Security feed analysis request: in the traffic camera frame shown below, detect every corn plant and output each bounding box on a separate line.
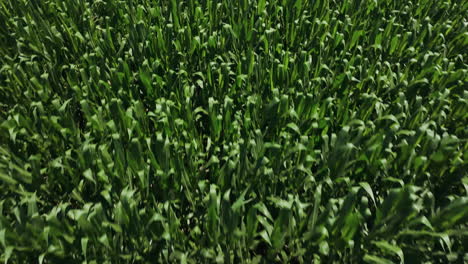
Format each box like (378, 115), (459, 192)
(0, 0), (467, 263)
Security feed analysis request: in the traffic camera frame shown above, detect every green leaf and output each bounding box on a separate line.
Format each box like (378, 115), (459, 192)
(359, 182), (376, 207)
(350, 30), (364, 49)
(81, 237), (89, 259)
(373, 240), (404, 263)
(0, 229), (5, 248)
(139, 70), (153, 94)
(4, 246), (13, 264)
(364, 254), (393, 264)
(258, 0), (266, 14)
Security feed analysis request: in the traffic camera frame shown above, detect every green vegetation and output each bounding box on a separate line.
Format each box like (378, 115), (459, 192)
(1, 0), (467, 263)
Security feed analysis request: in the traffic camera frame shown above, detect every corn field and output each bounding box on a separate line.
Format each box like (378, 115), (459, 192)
(0, 0), (467, 263)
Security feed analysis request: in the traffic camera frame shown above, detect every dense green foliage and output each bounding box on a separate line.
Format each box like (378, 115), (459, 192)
(1, 0), (468, 263)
